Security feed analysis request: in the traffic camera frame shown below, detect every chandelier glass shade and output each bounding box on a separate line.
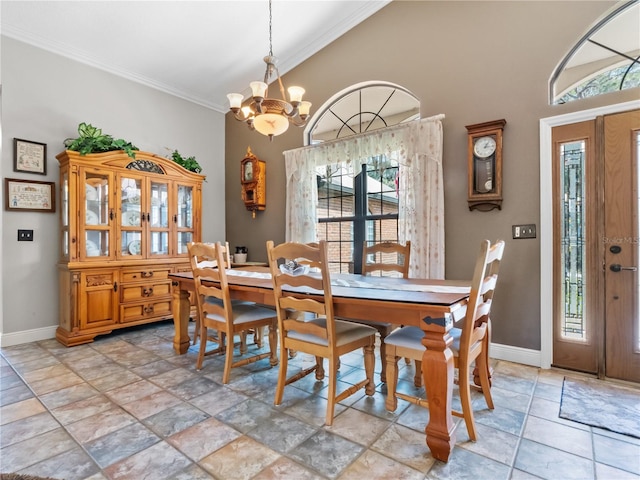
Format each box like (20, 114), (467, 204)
(227, 1), (311, 140)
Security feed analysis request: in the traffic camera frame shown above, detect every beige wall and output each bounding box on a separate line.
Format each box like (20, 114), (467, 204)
(1, 37), (226, 340)
(225, 1), (639, 352)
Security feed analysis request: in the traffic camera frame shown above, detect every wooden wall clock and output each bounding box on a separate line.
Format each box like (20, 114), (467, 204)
(465, 119), (506, 211)
(240, 147), (266, 218)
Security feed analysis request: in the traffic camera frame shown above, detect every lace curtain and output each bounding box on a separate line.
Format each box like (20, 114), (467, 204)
(283, 114), (445, 279)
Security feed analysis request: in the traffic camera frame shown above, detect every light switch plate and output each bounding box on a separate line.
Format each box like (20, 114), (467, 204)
(512, 224), (536, 239)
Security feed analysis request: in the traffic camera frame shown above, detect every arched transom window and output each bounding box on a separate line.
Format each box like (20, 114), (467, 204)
(550, 0), (639, 104)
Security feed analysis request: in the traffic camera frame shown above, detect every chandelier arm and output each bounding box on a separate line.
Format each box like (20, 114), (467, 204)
(288, 115), (309, 127)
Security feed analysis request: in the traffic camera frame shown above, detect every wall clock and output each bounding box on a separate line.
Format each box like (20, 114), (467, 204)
(465, 119), (506, 211)
(240, 147), (266, 218)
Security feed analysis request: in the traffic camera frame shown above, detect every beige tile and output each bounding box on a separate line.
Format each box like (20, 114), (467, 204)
(326, 407), (391, 446)
(251, 456), (325, 480)
(371, 423), (436, 472)
(339, 449), (425, 479)
(103, 441), (191, 480)
(21, 363), (74, 383)
(200, 436), (281, 480)
(121, 390), (182, 419)
(523, 414), (593, 459)
(29, 371), (85, 395)
(0, 397), (46, 425)
(51, 394), (114, 425)
(65, 406), (135, 443)
(457, 422), (519, 465)
(106, 379), (162, 405)
(167, 417), (242, 461)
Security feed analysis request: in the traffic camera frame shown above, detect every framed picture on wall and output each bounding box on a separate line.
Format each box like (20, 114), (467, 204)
(5, 178), (55, 213)
(14, 138), (47, 175)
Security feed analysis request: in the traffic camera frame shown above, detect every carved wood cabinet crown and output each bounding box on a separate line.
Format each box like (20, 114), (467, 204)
(56, 150), (205, 346)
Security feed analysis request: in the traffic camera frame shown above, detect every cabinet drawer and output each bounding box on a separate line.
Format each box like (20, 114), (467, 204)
(120, 299), (172, 323)
(120, 281), (171, 302)
(121, 268), (171, 283)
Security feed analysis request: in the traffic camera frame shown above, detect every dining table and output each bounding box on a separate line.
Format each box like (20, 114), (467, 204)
(168, 267), (470, 462)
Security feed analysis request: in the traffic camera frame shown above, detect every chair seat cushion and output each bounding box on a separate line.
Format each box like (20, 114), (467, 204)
(288, 318), (376, 347)
(204, 301), (275, 325)
(385, 326), (462, 355)
(343, 318), (393, 335)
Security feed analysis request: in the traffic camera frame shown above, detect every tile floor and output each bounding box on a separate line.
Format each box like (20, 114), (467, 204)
(1, 321), (639, 480)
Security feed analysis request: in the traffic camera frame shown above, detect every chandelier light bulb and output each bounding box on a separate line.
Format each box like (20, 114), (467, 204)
(227, 93), (244, 110)
(250, 81), (268, 99)
(287, 86), (305, 103)
(298, 101), (312, 117)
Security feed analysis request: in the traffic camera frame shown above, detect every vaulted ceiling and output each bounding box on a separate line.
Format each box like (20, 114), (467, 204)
(1, 1), (391, 112)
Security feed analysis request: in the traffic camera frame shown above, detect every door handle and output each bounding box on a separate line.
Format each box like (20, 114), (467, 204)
(610, 264), (638, 272)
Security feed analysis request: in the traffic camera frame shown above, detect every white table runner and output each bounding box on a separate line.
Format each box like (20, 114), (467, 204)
(226, 269), (470, 294)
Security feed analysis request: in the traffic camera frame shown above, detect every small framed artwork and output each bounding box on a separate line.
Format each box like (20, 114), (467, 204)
(14, 138), (47, 175)
(5, 178), (56, 213)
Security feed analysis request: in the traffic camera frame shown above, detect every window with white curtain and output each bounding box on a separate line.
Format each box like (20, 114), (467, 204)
(284, 113), (446, 279)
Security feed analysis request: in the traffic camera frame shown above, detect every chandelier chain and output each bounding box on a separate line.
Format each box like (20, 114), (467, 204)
(268, 0), (273, 57)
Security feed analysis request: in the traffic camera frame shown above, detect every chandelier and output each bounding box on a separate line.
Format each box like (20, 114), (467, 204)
(227, 0), (311, 141)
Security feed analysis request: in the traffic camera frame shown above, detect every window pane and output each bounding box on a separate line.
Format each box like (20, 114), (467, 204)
(366, 156), (399, 215)
(560, 140), (587, 341)
(316, 164), (355, 218)
(317, 221), (354, 274)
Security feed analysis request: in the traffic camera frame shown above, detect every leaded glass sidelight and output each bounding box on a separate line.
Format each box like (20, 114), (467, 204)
(560, 140), (587, 340)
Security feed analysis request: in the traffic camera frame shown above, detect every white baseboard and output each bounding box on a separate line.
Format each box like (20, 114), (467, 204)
(0, 326), (57, 348)
(490, 342), (542, 368)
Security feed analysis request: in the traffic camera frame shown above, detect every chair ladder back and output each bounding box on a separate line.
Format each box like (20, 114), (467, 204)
(267, 240), (336, 343)
(188, 242), (234, 323)
(458, 240), (493, 351)
(460, 240), (505, 348)
(362, 241), (411, 278)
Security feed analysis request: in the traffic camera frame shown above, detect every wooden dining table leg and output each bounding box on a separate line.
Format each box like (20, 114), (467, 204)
(421, 314), (456, 463)
(172, 281), (192, 355)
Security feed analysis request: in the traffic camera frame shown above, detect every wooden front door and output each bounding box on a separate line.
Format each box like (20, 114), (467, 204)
(603, 110), (640, 382)
(552, 109), (640, 382)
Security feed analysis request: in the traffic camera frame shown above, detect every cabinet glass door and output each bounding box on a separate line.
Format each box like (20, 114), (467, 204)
(120, 176), (143, 258)
(149, 180), (170, 256)
(61, 171), (69, 258)
(176, 184), (194, 255)
(83, 171), (111, 258)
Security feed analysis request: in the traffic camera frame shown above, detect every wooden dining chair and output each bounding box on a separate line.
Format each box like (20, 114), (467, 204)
(345, 241), (411, 383)
(266, 240), (376, 426)
(191, 241), (232, 345)
(188, 242), (278, 384)
(384, 239), (505, 442)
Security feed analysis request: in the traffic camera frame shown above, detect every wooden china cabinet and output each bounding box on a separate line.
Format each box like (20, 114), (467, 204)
(56, 150), (204, 346)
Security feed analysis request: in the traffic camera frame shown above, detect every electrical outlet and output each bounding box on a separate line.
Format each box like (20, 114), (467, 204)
(18, 229), (34, 241)
(512, 224), (536, 239)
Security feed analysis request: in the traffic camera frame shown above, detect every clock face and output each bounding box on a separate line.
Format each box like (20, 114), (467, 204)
(473, 136), (497, 158)
(243, 161), (253, 182)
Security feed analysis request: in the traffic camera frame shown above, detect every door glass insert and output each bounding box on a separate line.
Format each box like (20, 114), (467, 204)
(151, 232), (169, 255)
(177, 232), (192, 255)
(62, 172), (69, 257)
(85, 172), (110, 257)
(86, 173), (109, 225)
(560, 140), (587, 341)
(635, 131), (640, 351)
(177, 185), (193, 229)
(121, 176), (142, 257)
(86, 231), (108, 257)
(150, 182), (169, 228)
